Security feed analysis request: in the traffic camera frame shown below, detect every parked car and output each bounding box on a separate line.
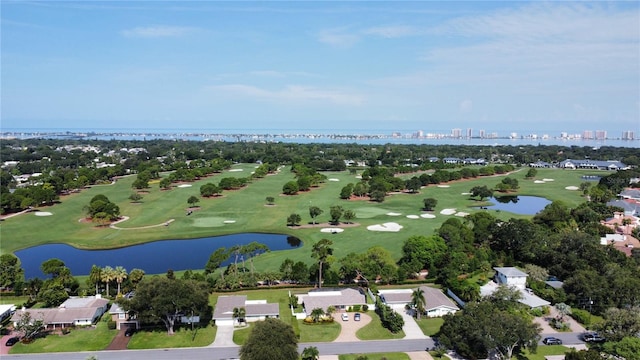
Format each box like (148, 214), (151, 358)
(542, 337), (562, 345)
(354, 313), (361, 321)
(341, 313), (349, 321)
(5, 337), (20, 346)
(582, 332), (606, 343)
(124, 327), (136, 337)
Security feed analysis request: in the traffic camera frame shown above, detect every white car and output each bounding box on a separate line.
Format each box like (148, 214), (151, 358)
(341, 313), (349, 321)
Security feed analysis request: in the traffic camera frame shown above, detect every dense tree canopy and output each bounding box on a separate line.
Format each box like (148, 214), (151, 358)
(239, 318), (298, 360)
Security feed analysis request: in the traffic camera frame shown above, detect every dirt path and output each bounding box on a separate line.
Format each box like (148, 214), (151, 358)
(109, 216), (175, 230)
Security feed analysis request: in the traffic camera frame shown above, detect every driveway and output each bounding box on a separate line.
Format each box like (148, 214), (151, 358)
(534, 305), (586, 334)
(210, 324), (238, 347)
(105, 329), (131, 350)
(396, 308), (428, 340)
(333, 312), (372, 342)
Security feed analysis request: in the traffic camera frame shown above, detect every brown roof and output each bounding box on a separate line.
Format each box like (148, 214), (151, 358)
(11, 307), (101, 325)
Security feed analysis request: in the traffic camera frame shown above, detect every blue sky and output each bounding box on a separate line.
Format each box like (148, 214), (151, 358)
(2, 1), (639, 135)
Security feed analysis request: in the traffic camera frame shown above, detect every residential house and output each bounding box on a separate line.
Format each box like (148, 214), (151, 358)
(442, 157), (462, 164)
(480, 267), (550, 310)
(379, 286), (459, 317)
(529, 161), (552, 168)
(213, 295), (279, 326)
(620, 189), (640, 201)
(298, 288), (367, 316)
(607, 200), (640, 217)
(11, 296), (109, 330)
(558, 159), (627, 170)
(108, 302), (138, 330)
(0, 304), (15, 322)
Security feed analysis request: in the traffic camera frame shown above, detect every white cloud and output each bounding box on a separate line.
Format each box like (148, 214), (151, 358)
(121, 25), (197, 38)
(362, 25), (418, 38)
(317, 28), (360, 47)
(206, 84), (365, 106)
(459, 99), (473, 113)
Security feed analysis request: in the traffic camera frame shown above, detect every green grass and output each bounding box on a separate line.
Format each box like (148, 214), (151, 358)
(0, 295), (29, 305)
(2, 167), (592, 276)
(9, 320), (115, 354)
(126, 325), (216, 349)
(232, 323), (252, 345)
(355, 312), (405, 340)
(339, 353), (411, 360)
(298, 320), (341, 342)
(517, 345), (570, 360)
(415, 317), (444, 336)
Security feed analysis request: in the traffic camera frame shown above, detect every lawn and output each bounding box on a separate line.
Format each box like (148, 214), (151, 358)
(517, 345), (570, 360)
(298, 320), (341, 342)
(9, 319), (115, 354)
(356, 311), (406, 340)
(415, 317), (444, 336)
(126, 325), (216, 349)
(339, 353), (411, 360)
(1, 167), (593, 280)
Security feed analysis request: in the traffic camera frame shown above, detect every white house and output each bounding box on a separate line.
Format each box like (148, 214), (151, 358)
(494, 267), (528, 289)
(213, 295), (279, 326)
(11, 296), (109, 330)
(298, 288), (367, 316)
(480, 267), (550, 310)
(379, 286), (459, 318)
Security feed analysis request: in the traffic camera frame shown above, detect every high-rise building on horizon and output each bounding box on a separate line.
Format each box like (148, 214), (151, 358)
(466, 128), (472, 138)
(622, 130), (635, 140)
(479, 129), (486, 139)
(451, 128), (462, 138)
(583, 130), (593, 140)
(595, 130), (607, 140)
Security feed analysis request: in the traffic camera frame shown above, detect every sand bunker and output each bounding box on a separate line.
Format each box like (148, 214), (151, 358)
(543, 178), (555, 182)
(35, 211), (53, 216)
(177, 184), (192, 188)
(229, 169), (244, 172)
(534, 180), (546, 184)
(406, 215), (420, 219)
(386, 212), (402, 216)
(455, 212), (470, 217)
(440, 209), (457, 215)
(420, 213), (436, 219)
(223, 220), (236, 224)
(329, 178), (340, 182)
(321, 228), (344, 233)
(355, 175), (362, 179)
(437, 185), (450, 188)
(461, 192), (472, 195)
(565, 186), (579, 190)
(367, 222), (403, 232)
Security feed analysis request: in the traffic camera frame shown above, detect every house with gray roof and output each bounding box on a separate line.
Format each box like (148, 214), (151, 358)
(607, 199), (640, 216)
(479, 267), (550, 309)
(298, 288), (367, 316)
(559, 159), (627, 170)
(213, 295), (279, 326)
(379, 286), (459, 318)
(620, 189), (640, 201)
(11, 296), (109, 330)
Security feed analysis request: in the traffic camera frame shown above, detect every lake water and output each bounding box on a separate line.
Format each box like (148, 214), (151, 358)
(479, 196), (552, 215)
(15, 233), (300, 279)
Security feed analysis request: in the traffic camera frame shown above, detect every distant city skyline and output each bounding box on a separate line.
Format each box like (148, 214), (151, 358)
(2, 1), (639, 133)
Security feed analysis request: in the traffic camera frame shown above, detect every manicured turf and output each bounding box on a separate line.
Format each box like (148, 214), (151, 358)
(339, 353), (411, 360)
(298, 321), (341, 342)
(415, 317), (444, 336)
(126, 325), (216, 349)
(8, 319), (114, 354)
(2, 166), (592, 275)
(355, 311), (406, 340)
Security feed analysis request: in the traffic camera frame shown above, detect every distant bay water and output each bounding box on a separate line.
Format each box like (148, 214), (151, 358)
(2, 128), (638, 148)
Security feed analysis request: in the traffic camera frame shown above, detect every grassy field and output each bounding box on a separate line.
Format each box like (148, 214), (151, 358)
(8, 319), (115, 354)
(127, 325), (216, 349)
(415, 317), (444, 337)
(356, 311), (406, 340)
(1, 166), (593, 274)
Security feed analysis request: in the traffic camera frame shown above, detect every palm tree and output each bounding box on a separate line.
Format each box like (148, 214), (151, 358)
(325, 305), (336, 317)
(310, 308), (325, 323)
(311, 239), (333, 288)
(101, 266), (115, 297)
(410, 288), (426, 320)
(302, 346), (320, 360)
(114, 266), (127, 296)
(89, 265), (102, 295)
(233, 307), (246, 325)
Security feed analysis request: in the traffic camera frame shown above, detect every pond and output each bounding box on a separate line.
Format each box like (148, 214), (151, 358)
(477, 196), (551, 215)
(15, 233), (301, 279)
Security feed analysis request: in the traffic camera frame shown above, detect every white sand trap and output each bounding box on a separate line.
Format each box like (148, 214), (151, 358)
(223, 220), (236, 224)
(35, 211), (53, 216)
(543, 178), (555, 182)
(367, 222), (403, 232)
(386, 212), (402, 216)
(461, 192), (472, 195)
(437, 185), (450, 188)
(534, 180), (546, 184)
(229, 169), (244, 172)
(455, 212), (470, 217)
(420, 213), (436, 219)
(321, 228), (344, 233)
(565, 186), (579, 190)
(406, 215), (420, 219)
(440, 208), (457, 215)
(177, 184), (192, 188)
(355, 175), (362, 179)
(329, 178), (340, 182)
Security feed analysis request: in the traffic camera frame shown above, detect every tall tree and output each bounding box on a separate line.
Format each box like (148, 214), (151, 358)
(240, 318), (298, 360)
(309, 206), (323, 225)
(114, 266), (127, 296)
(409, 288), (426, 320)
(121, 277), (210, 335)
(312, 239), (334, 288)
(0, 254), (24, 290)
(301, 346), (320, 360)
(101, 266), (115, 297)
(88, 265), (102, 295)
(205, 247), (229, 279)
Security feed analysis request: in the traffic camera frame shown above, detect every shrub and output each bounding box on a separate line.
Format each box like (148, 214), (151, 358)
(570, 309), (593, 327)
(353, 305), (361, 312)
(362, 304), (369, 312)
(107, 320), (117, 330)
